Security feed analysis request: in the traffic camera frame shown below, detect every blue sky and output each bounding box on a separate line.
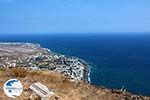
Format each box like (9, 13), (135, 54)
(0, 0), (150, 34)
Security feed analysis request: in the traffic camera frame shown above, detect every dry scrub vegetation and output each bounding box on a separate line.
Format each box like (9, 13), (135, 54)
(0, 68), (149, 100)
(8, 67), (28, 78)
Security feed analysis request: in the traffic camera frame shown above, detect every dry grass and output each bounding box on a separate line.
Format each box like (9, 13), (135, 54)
(8, 67), (28, 78)
(0, 67), (5, 75)
(0, 69), (149, 100)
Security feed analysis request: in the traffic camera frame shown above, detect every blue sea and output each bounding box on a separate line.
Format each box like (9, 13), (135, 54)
(0, 33), (150, 96)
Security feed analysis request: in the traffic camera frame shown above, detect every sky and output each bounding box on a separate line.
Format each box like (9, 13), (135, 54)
(0, 0), (150, 34)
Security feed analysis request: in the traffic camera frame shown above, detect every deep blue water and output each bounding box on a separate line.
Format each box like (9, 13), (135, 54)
(0, 33), (150, 96)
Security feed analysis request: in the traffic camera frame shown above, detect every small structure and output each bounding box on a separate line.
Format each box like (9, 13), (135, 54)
(29, 82), (54, 100)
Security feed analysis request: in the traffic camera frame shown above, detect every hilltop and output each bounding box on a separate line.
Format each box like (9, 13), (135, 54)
(0, 68), (150, 100)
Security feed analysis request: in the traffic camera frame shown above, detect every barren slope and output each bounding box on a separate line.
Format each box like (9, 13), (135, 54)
(0, 68), (149, 100)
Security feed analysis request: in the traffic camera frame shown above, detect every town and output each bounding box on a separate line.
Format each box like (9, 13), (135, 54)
(0, 43), (89, 82)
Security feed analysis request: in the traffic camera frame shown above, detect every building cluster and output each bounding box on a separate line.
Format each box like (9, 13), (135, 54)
(0, 43), (87, 82)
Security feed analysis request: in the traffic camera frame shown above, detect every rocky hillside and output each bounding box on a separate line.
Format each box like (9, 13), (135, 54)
(0, 68), (149, 100)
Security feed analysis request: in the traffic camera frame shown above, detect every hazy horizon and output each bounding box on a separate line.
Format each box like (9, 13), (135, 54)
(0, 0), (150, 34)
(1, 32), (150, 35)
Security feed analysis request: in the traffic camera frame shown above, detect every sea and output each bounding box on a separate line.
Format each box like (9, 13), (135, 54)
(0, 33), (150, 96)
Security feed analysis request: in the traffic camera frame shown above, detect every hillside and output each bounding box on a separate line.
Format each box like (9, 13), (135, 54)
(0, 68), (150, 100)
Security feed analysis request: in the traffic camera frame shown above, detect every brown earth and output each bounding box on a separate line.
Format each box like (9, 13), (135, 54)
(0, 68), (150, 100)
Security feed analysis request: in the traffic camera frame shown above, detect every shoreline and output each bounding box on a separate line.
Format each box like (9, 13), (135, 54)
(38, 43), (91, 83)
(0, 42), (91, 83)
(0, 42), (150, 97)
(39, 43), (91, 83)
(79, 59), (91, 83)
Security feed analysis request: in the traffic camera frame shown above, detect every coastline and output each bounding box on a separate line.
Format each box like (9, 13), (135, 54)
(40, 44), (91, 83)
(1, 42), (150, 98)
(0, 42), (90, 83)
(78, 59), (91, 83)
(45, 47), (91, 83)
(84, 64), (91, 83)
